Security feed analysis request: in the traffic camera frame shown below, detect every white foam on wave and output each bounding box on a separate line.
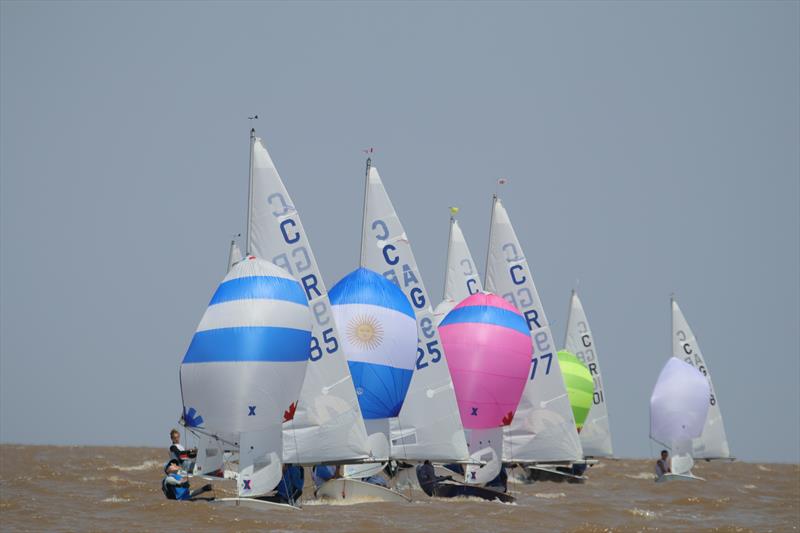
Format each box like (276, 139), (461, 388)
(111, 460), (162, 472)
(757, 465), (772, 472)
(534, 492), (566, 499)
(625, 472), (655, 480)
(627, 508), (658, 519)
(102, 496), (130, 503)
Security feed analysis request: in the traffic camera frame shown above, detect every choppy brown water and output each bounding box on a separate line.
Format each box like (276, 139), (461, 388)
(1, 445), (798, 532)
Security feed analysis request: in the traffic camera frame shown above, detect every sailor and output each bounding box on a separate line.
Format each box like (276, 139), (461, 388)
(416, 460), (453, 497)
(312, 465), (339, 489)
(276, 464), (304, 504)
(168, 429), (197, 472)
(655, 450), (671, 479)
(485, 466), (508, 492)
(161, 459), (213, 501)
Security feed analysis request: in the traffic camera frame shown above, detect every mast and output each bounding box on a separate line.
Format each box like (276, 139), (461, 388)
(442, 210), (456, 298)
(359, 157), (372, 267)
(246, 128), (256, 256)
(483, 194), (497, 287)
(227, 238), (236, 272)
(564, 288), (576, 348)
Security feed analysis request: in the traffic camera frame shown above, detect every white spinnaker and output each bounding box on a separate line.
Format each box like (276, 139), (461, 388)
(361, 164), (469, 462)
(250, 135), (370, 464)
(227, 239), (242, 272)
(672, 298), (731, 459)
(650, 357), (710, 474)
(239, 429), (283, 498)
(564, 291), (613, 457)
(484, 197), (583, 463)
(193, 433), (225, 477)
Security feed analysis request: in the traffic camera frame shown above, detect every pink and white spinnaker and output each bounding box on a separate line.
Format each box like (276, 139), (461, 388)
(439, 292), (531, 483)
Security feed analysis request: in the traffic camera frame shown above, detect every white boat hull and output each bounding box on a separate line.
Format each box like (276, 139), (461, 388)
(213, 497), (299, 510)
(656, 473), (705, 483)
(315, 479), (410, 504)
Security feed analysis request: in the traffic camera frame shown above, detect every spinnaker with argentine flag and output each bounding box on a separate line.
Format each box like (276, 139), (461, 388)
(360, 160), (470, 463)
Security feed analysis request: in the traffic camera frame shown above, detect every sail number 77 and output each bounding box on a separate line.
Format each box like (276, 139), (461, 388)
(530, 353), (553, 380)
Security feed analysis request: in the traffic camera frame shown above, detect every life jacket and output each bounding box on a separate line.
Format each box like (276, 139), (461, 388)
(162, 474), (190, 500)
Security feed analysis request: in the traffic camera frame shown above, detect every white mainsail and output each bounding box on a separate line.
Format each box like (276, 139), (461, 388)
(432, 215), (483, 324)
(360, 163), (469, 462)
(484, 196), (583, 463)
(671, 298), (731, 459)
(249, 132), (370, 464)
(564, 290), (613, 457)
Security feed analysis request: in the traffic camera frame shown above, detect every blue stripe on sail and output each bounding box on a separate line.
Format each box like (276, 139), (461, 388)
(209, 276), (308, 307)
(347, 360), (414, 419)
(439, 305), (529, 336)
(183, 326), (311, 363)
(329, 268), (414, 319)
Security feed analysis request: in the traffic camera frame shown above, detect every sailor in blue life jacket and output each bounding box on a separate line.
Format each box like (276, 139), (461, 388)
(161, 459), (213, 501)
(275, 464), (304, 504)
(312, 465), (340, 489)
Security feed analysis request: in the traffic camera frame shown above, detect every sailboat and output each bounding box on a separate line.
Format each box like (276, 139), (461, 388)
(357, 159), (470, 465)
(564, 290), (614, 459)
(435, 292), (530, 503)
(315, 267), (418, 503)
(650, 357), (710, 482)
(247, 129), (373, 469)
(432, 209), (513, 490)
(179, 256), (313, 509)
(483, 193), (584, 478)
(672, 297), (733, 461)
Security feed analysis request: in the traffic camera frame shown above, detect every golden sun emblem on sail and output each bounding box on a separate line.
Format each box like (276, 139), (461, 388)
(347, 314), (384, 350)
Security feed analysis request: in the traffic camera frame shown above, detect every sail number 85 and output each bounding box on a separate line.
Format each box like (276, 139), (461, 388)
(309, 328), (338, 361)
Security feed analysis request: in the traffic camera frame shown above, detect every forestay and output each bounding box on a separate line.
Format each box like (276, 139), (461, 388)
(249, 134), (370, 464)
(360, 163), (469, 462)
(564, 291), (613, 457)
(671, 298), (731, 459)
(484, 197), (583, 463)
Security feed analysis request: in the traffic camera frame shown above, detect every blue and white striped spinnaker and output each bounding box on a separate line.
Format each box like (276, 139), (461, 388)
(180, 256), (311, 497)
(330, 267), (417, 420)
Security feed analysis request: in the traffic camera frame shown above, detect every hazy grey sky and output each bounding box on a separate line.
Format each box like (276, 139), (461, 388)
(1, 1), (798, 462)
